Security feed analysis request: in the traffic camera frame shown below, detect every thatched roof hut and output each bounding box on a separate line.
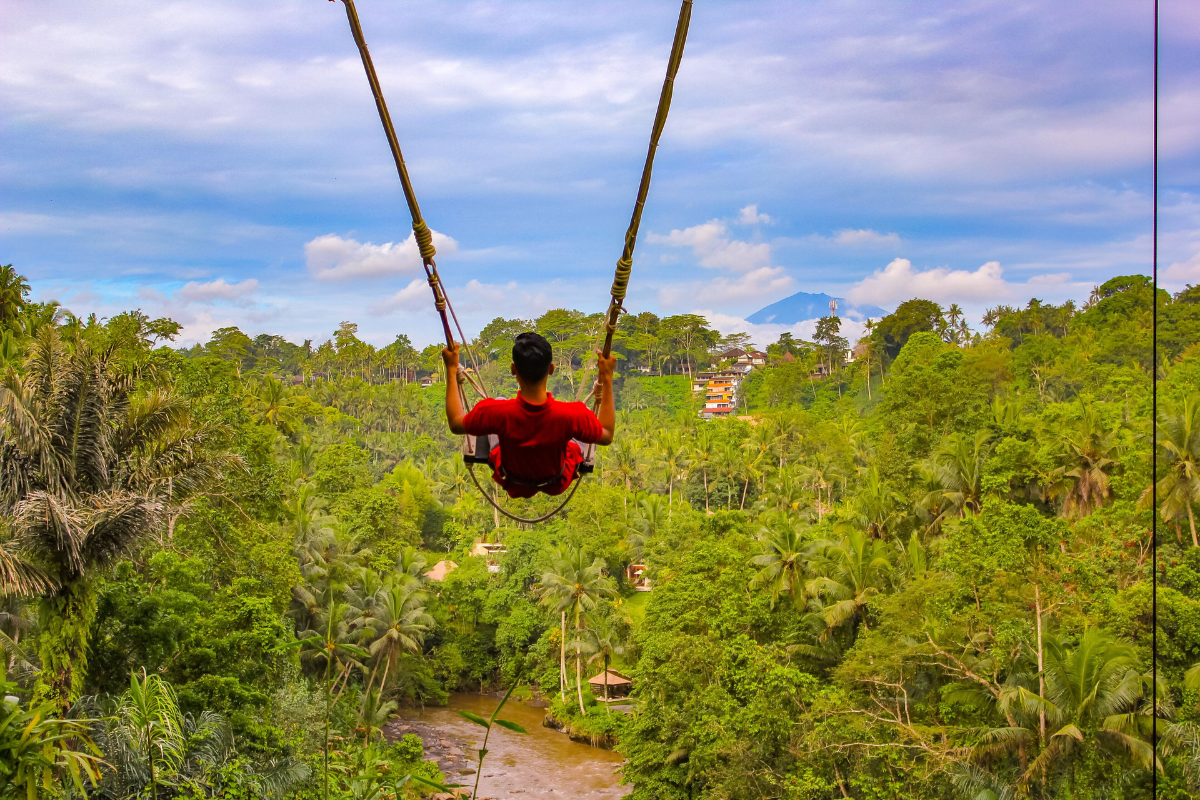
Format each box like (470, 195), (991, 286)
(588, 669), (633, 698)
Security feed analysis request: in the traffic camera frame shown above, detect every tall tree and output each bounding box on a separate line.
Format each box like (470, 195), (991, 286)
(1049, 406), (1119, 518)
(534, 546), (616, 713)
(1144, 396), (1200, 546)
(0, 328), (233, 708)
(0, 264), (30, 329)
(749, 522), (811, 610)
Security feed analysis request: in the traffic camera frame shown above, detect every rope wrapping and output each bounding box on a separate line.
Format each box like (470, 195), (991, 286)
(413, 219), (437, 260)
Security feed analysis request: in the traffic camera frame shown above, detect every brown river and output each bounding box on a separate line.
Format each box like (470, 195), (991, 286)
(391, 693), (629, 799)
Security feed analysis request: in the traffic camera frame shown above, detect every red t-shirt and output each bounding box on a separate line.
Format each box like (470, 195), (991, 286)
(463, 393), (604, 498)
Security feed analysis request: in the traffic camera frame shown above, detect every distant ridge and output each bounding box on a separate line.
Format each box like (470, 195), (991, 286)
(746, 291), (886, 325)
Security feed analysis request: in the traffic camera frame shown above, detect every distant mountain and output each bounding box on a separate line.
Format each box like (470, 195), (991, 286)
(746, 292), (886, 325)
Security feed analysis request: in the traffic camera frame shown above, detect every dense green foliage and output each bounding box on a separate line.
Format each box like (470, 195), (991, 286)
(0, 263), (1197, 799)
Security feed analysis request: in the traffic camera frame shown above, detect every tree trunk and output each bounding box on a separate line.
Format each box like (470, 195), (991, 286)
(603, 654), (611, 715)
(866, 357), (872, 400)
(1189, 502), (1198, 548)
(1035, 582), (1046, 743)
(559, 611), (567, 703)
(575, 615), (586, 715)
(703, 469), (710, 514)
(378, 655), (392, 697)
(741, 477), (749, 510)
(35, 579), (99, 712)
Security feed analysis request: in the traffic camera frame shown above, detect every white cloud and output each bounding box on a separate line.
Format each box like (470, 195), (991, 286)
(368, 277), (561, 323)
(847, 258), (1010, 307)
(177, 277), (258, 304)
(832, 228), (901, 246)
(1164, 250), (1200, 284)
(737, 204), (773, 226)
(305, 231), (458, 282)
(659, 266), (793, 310)
(367, 278), (430, 315)
(647, 220), (770, 271)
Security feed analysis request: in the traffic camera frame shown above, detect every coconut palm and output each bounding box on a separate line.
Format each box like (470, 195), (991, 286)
(0, 328), (234, 707)
(1142, 396), (1200, 546)
(578, 613), (630, 714)
(972, 628), (1159, 795)
(534, 546), (617, 712)
(253, 376), (298, 433)
(286, 484), (336, 544)
(846, 467), (907, 538)
(656, 432), (689, 508)
(804, 529), (894, 635)
(750, 522), (811, 610)
(0, 264), (30, 328)
(1049, 407), (1119, 518)
(1161, 663), (1200, 792)
(689, 429), (716, 514)
(361, 580), (433, 696)
(605, 439), (642, 509)
(392, 546), (430, 591)
(930, 430), (992, 517)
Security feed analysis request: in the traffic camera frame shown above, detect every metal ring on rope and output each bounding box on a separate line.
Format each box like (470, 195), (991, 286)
(467, 464), (585, 524)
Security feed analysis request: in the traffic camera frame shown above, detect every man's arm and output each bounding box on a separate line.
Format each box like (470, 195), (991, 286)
(595, 350), (616, 446)
(442, 343), (468, 435)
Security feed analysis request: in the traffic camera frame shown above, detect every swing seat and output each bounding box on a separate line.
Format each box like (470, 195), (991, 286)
(462, 434), (596, 474)
(462, 433), (496, 465)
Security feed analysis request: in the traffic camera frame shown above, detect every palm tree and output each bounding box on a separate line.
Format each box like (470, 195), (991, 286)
(656, 433), (689, 509)
(765, 464), (808, 512)
(626, 494), (667, 563)
(931, 430), (992, 517)
(534, 546), (617, 712)
(945, 304), (964, 343)
(1142, 396), (1200, 546)
(749, 522), (811, 610)
(1049, 406), (1119, 518)
(0, 328), (234, 707)
(974, 628), (1159, 794)
(107, 670), (233, 800)
(846, 467), (906, 538)
(1161, 663), (1200, 793)
(253, 376), (297, 433)
(579, 613), (630, 714)
(361, 580), (433, 696)
(804, 529), (894, 635)
(293, 593), (370, 800)
(689, 429), (716, 514)
(605, 439), (642, 510)
(286, 484), (336, 544)
(0, 264), (30, 328)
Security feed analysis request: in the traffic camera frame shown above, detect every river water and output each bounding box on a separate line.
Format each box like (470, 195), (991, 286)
(396, 693), (628, 799)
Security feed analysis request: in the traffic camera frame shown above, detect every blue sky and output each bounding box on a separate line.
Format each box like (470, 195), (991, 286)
(2, 0), (1197, 348)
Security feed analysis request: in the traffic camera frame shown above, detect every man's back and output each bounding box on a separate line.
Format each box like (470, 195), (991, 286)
(464, 393), (603, 484)
(442, 332), (616, 499)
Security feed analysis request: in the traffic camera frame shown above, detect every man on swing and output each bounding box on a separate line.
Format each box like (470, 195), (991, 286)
(443, 333), (616, 499)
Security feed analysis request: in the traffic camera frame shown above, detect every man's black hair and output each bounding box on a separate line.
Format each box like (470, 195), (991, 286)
(512, 332), (553, 383)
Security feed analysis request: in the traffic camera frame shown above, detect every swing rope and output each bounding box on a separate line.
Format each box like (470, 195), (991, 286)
(338, 0), (692, 523)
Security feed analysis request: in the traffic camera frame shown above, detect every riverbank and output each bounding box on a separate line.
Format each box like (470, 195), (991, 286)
(386, 692), (629, 799)
(541, 695), (628, 750)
